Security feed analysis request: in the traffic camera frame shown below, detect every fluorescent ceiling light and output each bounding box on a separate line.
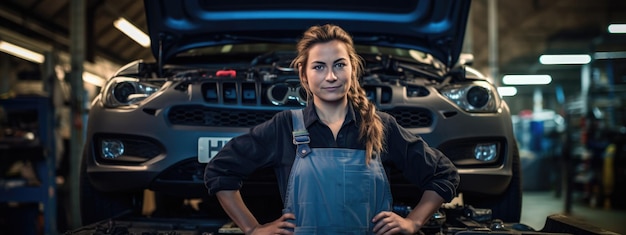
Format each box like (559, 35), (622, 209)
(114, 17), (150, 47)
(497, 86), (517, 96)
(502, 75), (552, 85)
(83, 72), (105, 87)
(0, 41), (44, 63)
(539, 54), (591, 65)
(608, 24), (626, 33)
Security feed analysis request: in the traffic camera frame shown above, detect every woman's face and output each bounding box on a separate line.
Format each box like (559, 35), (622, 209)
(304, 40), (352, 105)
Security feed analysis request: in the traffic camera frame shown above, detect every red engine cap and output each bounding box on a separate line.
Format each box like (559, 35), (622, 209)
(216, 70), (236, 77)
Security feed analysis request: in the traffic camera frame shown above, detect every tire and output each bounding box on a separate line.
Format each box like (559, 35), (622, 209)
(465, 144), (522, 223)
(79, 155), (142, 225)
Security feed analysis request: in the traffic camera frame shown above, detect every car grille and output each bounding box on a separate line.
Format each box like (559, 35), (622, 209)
(156, 159), (206, 182)
(381, 107), (433, 128)
(168, 105), (433, 129)
(177, 81), (433, 128)
(168, 105), (280, 128)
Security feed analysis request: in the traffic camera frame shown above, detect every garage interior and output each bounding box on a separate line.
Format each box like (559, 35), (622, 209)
(1, 0), (626, 234)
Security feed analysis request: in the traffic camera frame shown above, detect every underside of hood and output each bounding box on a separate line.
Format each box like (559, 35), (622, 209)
(144, 0), (471, 67)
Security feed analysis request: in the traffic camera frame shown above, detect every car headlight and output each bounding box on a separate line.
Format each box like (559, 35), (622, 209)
(439, 82), (500, 113)
(102, 77), (161, 108)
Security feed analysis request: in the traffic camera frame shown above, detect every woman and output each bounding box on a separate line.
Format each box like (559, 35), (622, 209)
(204, 24), (459, 235)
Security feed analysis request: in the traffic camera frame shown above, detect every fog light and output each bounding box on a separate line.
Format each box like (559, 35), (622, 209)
(474, 143), (497, 161)
(102, 139), (125, 159)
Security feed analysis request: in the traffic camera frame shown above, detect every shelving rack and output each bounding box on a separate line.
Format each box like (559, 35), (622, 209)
(0, 95), (57, 235)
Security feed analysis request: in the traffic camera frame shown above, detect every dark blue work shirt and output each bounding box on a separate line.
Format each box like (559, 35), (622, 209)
(204, 103), (459, 202)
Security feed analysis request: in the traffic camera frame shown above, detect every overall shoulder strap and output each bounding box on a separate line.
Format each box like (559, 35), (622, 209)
(291, 109), (311, 158)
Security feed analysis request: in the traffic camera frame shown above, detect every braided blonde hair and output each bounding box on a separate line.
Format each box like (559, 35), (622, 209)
(291, 24), (385, 163)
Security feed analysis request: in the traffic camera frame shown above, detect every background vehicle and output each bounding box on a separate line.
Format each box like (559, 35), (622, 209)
(80, 0), (521, 225)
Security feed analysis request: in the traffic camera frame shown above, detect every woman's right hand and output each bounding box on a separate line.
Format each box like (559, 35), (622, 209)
(247, 213), (296, 235)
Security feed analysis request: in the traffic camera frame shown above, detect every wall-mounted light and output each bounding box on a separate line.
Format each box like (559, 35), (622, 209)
(608, 24), (626, 34)
(502, 75), (552, 85)
(497, 86), (517, 96)
(0, 40), (44, 63)
(114, 17), (150, 48)
(539, 54), (591, 65)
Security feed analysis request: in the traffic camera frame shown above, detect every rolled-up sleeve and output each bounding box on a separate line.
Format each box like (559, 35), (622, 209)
(381, 113), (459, 202)
(416, 146), (459, 202)
(204, 134), (256, 195)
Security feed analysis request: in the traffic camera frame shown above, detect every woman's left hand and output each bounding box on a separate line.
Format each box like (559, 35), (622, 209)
(371, 211), (420, 235)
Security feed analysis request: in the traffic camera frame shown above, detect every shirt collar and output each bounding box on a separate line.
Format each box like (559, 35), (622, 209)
(303, 100), (358, 128)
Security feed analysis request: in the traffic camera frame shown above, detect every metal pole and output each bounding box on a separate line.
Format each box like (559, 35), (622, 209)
(581, 64), (590, 116)
(488, 0), (499, 86)
(0, 53), (9, 94)
(463, 3), (473, 55)
(563, 109), (572, 215)
(43, 51), (59, 235)
(69, 0), (86, 229)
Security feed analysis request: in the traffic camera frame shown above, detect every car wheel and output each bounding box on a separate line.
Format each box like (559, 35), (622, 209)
(79, 155), (142, 225)
(465, 144), (522, 223)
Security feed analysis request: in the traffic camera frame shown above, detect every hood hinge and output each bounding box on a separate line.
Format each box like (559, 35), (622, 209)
(435, 36), (454, 69)
(157, 33), (164, 77)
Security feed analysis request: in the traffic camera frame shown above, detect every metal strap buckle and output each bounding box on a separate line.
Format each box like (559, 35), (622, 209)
(292, 131), (310, 145)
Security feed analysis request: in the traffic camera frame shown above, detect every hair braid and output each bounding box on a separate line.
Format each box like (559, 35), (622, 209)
(348, 85), (385, 164)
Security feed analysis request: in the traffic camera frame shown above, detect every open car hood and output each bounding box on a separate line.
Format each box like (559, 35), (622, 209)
(144, 0), (471, 67)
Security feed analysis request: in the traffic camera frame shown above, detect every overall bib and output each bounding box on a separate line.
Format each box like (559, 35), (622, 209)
(283, 109), (393, 234)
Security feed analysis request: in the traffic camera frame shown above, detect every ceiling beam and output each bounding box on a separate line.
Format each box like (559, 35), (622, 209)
(0, 0), (129, 64)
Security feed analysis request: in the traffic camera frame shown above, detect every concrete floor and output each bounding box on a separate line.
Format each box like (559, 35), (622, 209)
(521, 190), (626, 234)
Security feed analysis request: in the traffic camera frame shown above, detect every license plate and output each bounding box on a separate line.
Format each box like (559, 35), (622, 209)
(198, 137), (232, 163)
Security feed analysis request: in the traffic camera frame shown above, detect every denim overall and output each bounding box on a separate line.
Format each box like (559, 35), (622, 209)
(283, 109), (393, 234)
